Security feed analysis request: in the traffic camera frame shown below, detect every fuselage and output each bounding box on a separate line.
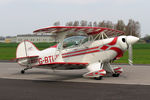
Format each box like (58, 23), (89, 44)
(17, 35), (139, 68)
(36, 36), (130, 66)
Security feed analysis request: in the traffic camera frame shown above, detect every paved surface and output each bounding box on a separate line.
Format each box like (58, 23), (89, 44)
(0, 78), (150, 100)
(0, 62), (150, 100)
(0, 62), (150, 85)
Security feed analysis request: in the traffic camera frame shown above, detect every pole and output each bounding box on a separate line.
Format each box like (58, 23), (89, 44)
(128, 44), (133, 66)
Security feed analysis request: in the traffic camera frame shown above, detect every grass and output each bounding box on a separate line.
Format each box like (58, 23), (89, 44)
(114, 43), (150, 64)
(0, 42), (150, 64)
(114, 49), (150, 64)
(0, 42), (57, 60)
(0, 42), (57, 49)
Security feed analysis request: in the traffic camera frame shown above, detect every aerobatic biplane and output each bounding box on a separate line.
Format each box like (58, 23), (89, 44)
(14, 26), (139, 80)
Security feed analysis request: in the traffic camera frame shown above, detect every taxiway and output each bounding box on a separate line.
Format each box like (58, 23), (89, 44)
(0, 62), (150, 100)
(0, 62), (150, 85)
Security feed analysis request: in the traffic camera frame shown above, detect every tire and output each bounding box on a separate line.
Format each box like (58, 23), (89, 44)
(94, 76), (103, 80)
(21, 70), (25, 74)
(112, 73), (120, 77)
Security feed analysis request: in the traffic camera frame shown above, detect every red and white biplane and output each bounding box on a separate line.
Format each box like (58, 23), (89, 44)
(14, 26), (139, 80)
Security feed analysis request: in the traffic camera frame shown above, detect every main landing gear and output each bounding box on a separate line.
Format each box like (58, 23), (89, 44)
(94, 73), (120, 80)
(94, 76), (103, 80)
(21, 67), (32, 74)
(112, 73), (120, 77)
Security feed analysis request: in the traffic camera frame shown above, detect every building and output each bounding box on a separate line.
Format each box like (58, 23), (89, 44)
(0, 37), (5, 43)
(16, 34), (57, 43)
(5, 36), (16, 43)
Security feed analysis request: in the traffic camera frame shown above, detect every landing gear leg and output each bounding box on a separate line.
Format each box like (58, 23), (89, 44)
(21, 67), (32, 74)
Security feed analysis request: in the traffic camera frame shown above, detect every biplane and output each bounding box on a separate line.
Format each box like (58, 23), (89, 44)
(14, 26), (139, 80)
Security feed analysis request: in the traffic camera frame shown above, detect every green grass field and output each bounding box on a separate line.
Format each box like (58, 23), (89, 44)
(115, 43), (150, 64)
(0, 43), (150, 64)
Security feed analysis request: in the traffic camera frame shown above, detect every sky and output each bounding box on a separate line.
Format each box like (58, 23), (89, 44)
(0, 0), (149, 37)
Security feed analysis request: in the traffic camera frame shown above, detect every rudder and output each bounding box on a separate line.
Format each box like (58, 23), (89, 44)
(16, 40), (39, 59)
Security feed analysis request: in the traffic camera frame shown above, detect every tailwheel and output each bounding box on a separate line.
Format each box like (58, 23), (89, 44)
(20, 67), (32, 74)
(94, 76), (103, 80)
(112, 73), (120, 77)
(21, 70), (25, 74)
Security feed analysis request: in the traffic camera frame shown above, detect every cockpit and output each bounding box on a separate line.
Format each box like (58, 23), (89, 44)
(58, 36), (88, 49)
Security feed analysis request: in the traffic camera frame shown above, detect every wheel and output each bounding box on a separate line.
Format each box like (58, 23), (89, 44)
(112, 73), (120, 77)
(21, 70), (25, 74)
(94, 76), (103, 80)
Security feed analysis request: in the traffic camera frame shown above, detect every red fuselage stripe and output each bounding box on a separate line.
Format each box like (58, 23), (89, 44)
(114, 67), (121, 70)
(109, 47), (123, 58)
(63, 50), (100, 58)
(62, 46), (99, 55)
(108, 37), (118, 45)
(100, 45), (109, 50)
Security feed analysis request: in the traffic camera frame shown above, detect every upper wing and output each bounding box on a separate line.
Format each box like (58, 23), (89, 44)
(35, 62), (88, 70)
(33, 26), (125, 37)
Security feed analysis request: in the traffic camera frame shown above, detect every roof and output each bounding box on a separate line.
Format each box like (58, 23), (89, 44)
(33, 26), (125, 36)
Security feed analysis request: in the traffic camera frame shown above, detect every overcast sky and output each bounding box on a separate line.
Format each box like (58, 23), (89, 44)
(0, 0), (149, 37)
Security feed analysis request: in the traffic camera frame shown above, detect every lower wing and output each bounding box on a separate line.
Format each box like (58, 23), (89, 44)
(35, 62), (88, 70)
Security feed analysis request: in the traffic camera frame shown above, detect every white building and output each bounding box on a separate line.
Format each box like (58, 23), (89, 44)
(16, 34), (57, 43)
(0, 37), (5, 43)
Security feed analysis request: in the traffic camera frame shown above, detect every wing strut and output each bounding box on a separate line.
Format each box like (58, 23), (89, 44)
(99, 31), (108, 39)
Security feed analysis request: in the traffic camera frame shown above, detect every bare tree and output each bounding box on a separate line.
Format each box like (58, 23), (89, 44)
(126, 19), (141, 37)
(66, 21), (73, 26)
(93, 21), (98, 27)
(80, 20), (88, 26)
(98, 21), (106, 27)
(134, 21), (141, 37)
(88, 21), (92, 27)
(53, 21), (60, 26)
(73, 21), (79, 26)
(105, 21), (113, 29)
(115, 20), (125, 31)
(63, 19), (141, 37)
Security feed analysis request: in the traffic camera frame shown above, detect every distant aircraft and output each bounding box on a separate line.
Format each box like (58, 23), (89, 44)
(14, 26), (139, 80)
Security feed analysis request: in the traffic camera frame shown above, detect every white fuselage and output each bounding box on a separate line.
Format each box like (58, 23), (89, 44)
(35, 36), (128, 66)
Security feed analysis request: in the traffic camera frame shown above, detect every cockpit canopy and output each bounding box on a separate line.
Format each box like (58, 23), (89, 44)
(58, 36), (88, 49)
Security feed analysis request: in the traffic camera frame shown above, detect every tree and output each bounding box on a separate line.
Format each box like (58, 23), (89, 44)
(66, 21), (73, 26)
(73, 21), (79, 26)
(142, 34), (150, 43)
(93, 21), (97, 27)
(126, 19), (141, 37)
(98, 21), (106, 27)
(134, 21), (141, 37)
(115, 20), (125, 31)
(63, 19), (141, 37)
(80, 20), (88, 26)
(53, 21), (60, 26)
(105, 21), (113, 29)
(88, 21), (92, 27)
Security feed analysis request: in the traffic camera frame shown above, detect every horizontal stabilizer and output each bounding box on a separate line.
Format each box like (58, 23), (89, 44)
(11, 55), (39, 61)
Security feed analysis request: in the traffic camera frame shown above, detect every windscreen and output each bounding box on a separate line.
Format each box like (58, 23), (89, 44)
(58, 36), (88, 49)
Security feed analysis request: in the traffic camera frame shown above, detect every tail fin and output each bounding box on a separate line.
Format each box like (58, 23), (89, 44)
(16, 40), (39, 59)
